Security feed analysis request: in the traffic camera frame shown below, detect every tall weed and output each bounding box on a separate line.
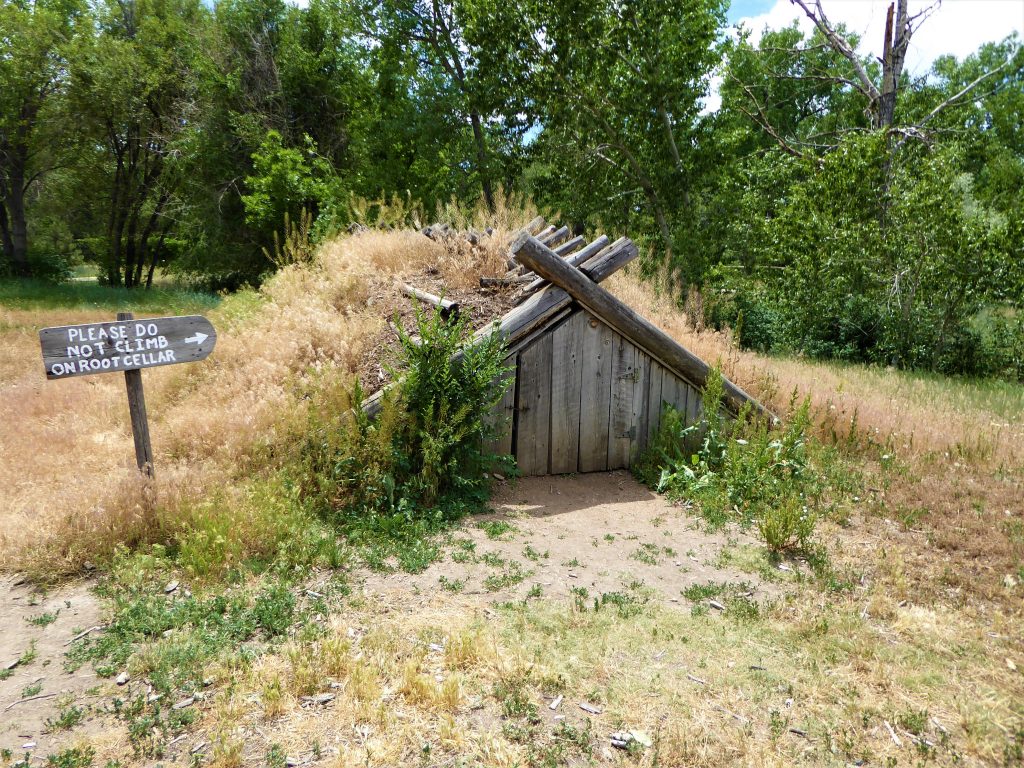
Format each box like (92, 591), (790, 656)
(635, 368), (836, 556)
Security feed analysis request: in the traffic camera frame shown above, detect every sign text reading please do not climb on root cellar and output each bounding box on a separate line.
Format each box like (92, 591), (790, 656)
(39, 315), (216, 379)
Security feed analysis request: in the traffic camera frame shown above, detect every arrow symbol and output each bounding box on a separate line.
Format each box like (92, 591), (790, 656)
(184, 332), (208, 345)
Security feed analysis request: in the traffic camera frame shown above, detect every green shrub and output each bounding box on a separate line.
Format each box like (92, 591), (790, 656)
(635, 368), (829, 556)
(299, 305), (513, 555)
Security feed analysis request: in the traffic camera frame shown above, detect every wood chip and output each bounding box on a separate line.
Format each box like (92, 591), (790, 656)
(300, 693), (335, 706)
(172, 696), (195, 710)
(579, 702), (603, 715)
(5, 693), (58, 711)
(548, 695), (563, 711)
(788, 727), (807, 738)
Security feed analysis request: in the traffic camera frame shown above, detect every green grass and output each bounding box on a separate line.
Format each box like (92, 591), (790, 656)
(0, 278), (220, 314)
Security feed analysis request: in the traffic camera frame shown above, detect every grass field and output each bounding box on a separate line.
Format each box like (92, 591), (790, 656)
(0, 230), (1020, 767)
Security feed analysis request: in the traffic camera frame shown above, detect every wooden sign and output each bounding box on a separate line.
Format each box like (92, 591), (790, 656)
(39, 312), (217, 479)
(39, 315), (216, 380)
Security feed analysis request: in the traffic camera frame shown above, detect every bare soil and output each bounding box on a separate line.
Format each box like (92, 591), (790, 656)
(360, 471), (776, 605)
(0, 577), (109, 758)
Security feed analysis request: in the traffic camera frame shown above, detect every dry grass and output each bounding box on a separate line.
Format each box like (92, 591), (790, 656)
(0, 225), (524, 577)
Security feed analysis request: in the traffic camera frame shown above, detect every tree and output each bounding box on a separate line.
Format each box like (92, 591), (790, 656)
(0, 0), (82, 275)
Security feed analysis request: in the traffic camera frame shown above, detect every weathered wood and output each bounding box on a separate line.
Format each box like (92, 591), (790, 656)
(534, 225), (556, 243)
(608, 337), (636, 469)
(632, 352), (651, 455)
(578, 314), (613, 472)
(39, 315), (216, 380)
(539, 225), (570, 248)
(484, 364), (516, 458)
(516, 335), (553, 475)
(549, 312), (585, 474)
(117, 312), (155, 478)
(401, 283), (459, 321)
(510, 232), (764, 416)
(518, 235), (613, 298)
(362, 234), (637, 420)
(525, 215), (547, 234)
(646, 361), (664, 445)
(686, 379), (703, 425)
(553, 235), (585, 257)
(480, 275), (532, 287)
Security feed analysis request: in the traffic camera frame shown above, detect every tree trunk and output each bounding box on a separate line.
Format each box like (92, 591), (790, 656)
(4, 163), (30, 276)
(469, 111), (494, 210)
(0, 202), (13, 266)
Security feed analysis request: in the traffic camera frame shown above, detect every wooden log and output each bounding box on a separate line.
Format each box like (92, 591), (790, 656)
(554, 235), (585, 257)
(518, 235), (613, 298)
(525, 215), (547, 234)
(480, 275), (533, 288)
(401, 283), (459, 321)
(510, 233), (765, 416)
(539, 225), (570, 248)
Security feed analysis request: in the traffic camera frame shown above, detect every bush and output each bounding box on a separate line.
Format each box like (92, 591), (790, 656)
(300, 306), (514, 543)
(634, 368), (826, 555)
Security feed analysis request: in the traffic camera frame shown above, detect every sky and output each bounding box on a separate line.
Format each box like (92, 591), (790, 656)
(703, 0), (1024, 110)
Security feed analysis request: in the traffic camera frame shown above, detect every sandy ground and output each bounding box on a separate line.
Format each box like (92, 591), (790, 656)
(361, 471), (774, 605)
(0, 576), (109, 757)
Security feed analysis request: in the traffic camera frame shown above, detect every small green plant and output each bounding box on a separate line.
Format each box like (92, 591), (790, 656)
(22, 681), (43, 698)
(630, 543), (661, 566)
(438, 575), (465, 593)
(522, 545), (548, 562)
(46, 703), (85, 731)
(265, 744), (287, 768)
(26, 611), (59, 627)
(483, 561), (530, 592)
(18, 642), (38, 667)
(479, 520), (516, 540)
(46, 748), (95, 768)
(759, 497), (815, 554)
(526, 584), (543, 599)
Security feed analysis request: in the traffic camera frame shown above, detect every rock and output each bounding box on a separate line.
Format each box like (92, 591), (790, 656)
(630, 730), (653, 748)
(22, 742), (36, 750)
(549, 695), (563, 711)
(708, 599), (725, 611)
(579, 702), (603, 715)
(115, 672), (130, 686)
(1004, 574), (1018, 588)
(300, 693), (335, 706)
(493, 472), (506, 481)
(172, 696), (195, 710)
(164, 580), (179, 594)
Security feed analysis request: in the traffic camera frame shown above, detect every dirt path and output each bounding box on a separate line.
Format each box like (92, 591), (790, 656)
(361, 471), (774, 605)
(0, 576), (110, 759)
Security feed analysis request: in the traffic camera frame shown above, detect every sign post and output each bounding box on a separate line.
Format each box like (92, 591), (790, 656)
(39, 312), (217, 477)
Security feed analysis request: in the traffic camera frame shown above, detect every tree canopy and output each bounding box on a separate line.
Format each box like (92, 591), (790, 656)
(1, 0), (1021, 377)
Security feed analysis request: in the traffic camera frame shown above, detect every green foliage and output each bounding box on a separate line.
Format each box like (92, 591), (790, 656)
(46, 748), (95, 768)
(299, 306), (513, 565)
(636, 368), (836, 556)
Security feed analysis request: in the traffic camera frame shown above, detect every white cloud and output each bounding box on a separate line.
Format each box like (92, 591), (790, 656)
(702, 0), (1022, 112)
(736, 0), (1024, 75)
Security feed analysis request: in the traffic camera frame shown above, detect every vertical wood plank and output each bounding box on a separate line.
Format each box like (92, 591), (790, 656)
(646, 361), (664, 444)
(578, 315), (613, 472)
(549, 313), (585, 474)
(631, 352), (651, 460)
(483, 360), (516, 458)
(686, 379), (704, 426)
(516, 335), (552, 475)
(608, 336), (636, 469)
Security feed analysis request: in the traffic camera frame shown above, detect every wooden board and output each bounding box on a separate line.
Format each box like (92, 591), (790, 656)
(631, 352), (651, 457)
(516, 335), (553, 475)
(646, 361), (664, 445)
(549, 312), (585, 474)
(608, 335), (636, 469)
(578, 314), (613, 472)
(685, 378), (703, 425)
(40, 315), (216, 380)
(483, 361), (516, 458)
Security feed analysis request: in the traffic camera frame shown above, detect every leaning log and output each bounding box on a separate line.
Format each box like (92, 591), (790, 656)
(510, 232), (765, 416)
(518, 235), (613, 298)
